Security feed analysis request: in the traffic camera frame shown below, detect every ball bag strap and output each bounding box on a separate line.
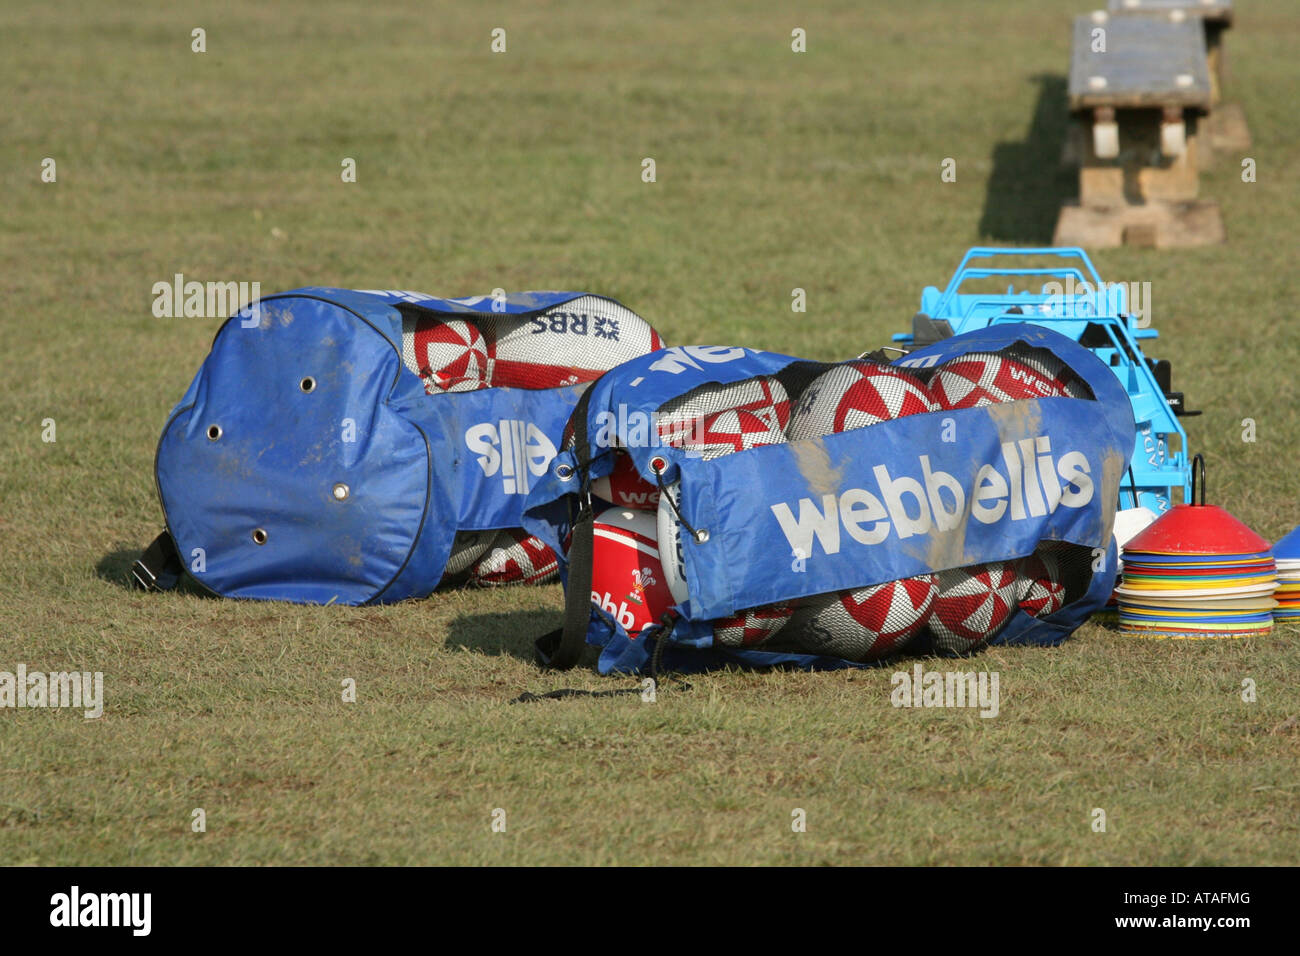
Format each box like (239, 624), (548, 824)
(131, 530), (182, 592)
(534, 385), (597, 670)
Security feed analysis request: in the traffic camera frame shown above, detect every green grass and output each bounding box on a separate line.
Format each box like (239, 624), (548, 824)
(1, 0), (1298, 865)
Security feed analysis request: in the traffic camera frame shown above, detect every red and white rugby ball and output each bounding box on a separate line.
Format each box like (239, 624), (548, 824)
(482, 296), (664, 389)
(713, 603), (795, 647)
(591, 450), (659, 510)
(468, 530), (560, 586)
(928, 352), (1069, 410)
(591, 507), (675, 636)
(786, 362), (935, 441)
(1012, 348), (1092, 399)
(402, 317), (491, 394)
(786, 575), (937, 661)
(1017, 548), (1066, 618)
(680, 407), (787, 460)
(656, 375), (790, 448)
(928, 560), (1022, 654)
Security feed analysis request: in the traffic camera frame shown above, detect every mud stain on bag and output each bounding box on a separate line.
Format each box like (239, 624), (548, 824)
(789, 437), (844, 499)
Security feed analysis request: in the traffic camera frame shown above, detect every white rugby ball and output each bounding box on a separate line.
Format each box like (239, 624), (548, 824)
(656, 375), (790, 448)
(401, 317), (490, 394)
(786, 362), (935, 441)
(785, 575), (937, 661)
(468, 530), (560, 586)
(591, 507), (675, 636)
(481, 296), (664, 389)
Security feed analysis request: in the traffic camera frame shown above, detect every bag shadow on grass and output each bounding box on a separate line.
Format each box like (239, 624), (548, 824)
(96, 547), (213, 597)
(445, 609), (566, 662)
(979, 73), (1077, 244)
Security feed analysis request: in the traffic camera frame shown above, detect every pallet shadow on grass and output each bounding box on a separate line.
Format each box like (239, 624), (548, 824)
(979, 74), (1077, 244)
(445, 609), (564, 661)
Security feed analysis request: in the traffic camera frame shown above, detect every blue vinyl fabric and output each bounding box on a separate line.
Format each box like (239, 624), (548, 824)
(523, 327), (1136, 674)
(155, 288), (599, 604)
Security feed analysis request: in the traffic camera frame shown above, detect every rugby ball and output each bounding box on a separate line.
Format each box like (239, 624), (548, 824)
(1012, 347), (1092, 399)
(468, 530), (560, 586)
(713, 603), (795, 647)
(681, 407), (787, 460)
(785, 575), (937, 662)
(656, 375), (790, 448)
(1018, 548), (1066, 618)
(928, 560), (1022, 654)
(786, 362), (935, 441)
(928, 352), (1069, 410)
(591, 450), (659, 510)
(401, 317), (490, 394)
(657, 407), (787, 603)
(444, 529), (497, 578)
(482, 296), (664, 389)
(591, 507), (675, 636)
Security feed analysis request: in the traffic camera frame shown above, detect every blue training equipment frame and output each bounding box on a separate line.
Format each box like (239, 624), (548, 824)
(891, 247), (1194, 516)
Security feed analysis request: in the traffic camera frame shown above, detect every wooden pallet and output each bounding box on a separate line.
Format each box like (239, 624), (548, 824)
(1058, 13), (1223, 247)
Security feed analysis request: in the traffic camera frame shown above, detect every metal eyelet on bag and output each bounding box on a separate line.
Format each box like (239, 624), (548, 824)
(300, 377), (316, 393)
(555, 463), (575, 481)
(650, 456), (667, 474)
(207, 424), (222, 440)
(332, 483), (349, 501)
(694, 529), (709, 543)
(252, 528), (268, 545)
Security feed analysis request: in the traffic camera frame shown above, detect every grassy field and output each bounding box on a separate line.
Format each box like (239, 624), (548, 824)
(2, 0), (1298, 865)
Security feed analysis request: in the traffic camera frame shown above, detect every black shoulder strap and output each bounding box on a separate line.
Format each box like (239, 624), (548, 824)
(534, 387), (598, 670)
(131, 531), (182, 592)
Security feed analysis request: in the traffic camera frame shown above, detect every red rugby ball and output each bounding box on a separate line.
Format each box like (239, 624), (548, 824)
(591, 507), (675, 637)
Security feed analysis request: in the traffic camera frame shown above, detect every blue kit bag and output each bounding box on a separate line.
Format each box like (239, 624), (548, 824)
(133, 288), (663, 604)
(523, 326), (1136, 674)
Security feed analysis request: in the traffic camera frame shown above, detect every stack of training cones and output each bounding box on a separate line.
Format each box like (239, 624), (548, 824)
(1273, 526), (1300, 621)
(1116, 457), (1277, 639)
